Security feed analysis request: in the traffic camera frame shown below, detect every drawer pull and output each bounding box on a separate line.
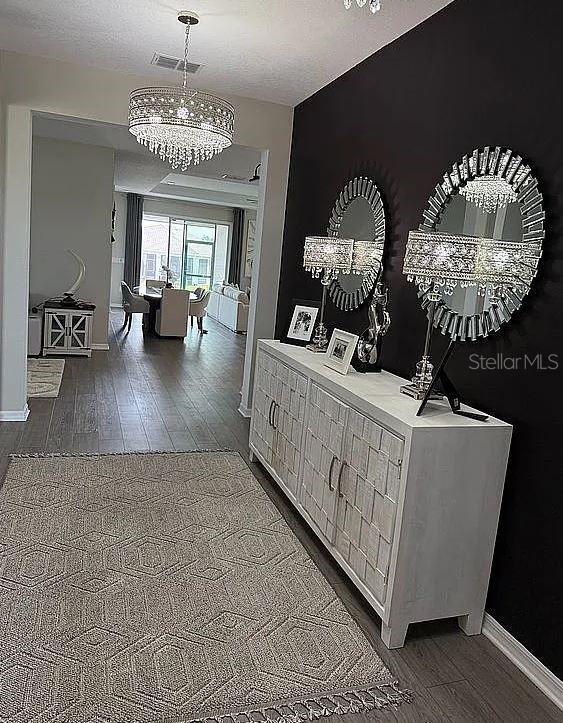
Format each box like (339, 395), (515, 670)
(268, 400), (275, 427)
(328, 455), (337, 492)
(272, 402), (280, 430)
(337, 461), (347, 498)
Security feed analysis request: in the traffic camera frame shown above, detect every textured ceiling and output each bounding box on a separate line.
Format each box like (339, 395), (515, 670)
(0, 0), (453, 105)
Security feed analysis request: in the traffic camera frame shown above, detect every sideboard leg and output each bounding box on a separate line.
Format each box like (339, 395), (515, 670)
(381, 621), (409, 649)
(458, 611), (484, 636)
(249, 449), (256, 463)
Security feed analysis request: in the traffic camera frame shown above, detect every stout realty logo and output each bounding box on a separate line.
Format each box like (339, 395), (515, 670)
(468, 353), (559, 371)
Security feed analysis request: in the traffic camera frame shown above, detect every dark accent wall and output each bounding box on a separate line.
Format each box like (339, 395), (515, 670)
(276, 0), (563, 676)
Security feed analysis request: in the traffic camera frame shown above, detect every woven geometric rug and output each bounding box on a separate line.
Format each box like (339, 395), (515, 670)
(27, 358), (65, 398)
(0, 451), (411, 723)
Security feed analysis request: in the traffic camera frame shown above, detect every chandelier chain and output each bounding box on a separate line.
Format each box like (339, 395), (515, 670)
(183, 22), (191, 90)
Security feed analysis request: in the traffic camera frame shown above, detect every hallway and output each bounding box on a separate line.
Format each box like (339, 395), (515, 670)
(0, 313), (559, 722)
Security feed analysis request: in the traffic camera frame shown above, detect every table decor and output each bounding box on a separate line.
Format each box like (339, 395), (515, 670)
(324, 329), (359, 375)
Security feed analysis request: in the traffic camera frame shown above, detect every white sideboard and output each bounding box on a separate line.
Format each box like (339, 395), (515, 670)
(249, 340), (512, 649)
(43, 307), (94, 357)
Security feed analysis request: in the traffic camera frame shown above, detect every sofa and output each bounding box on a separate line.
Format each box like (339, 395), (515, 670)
(207, 284), (249, 333)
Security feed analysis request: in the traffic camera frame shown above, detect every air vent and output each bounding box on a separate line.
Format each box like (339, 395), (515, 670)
(151, 53), (201, 74)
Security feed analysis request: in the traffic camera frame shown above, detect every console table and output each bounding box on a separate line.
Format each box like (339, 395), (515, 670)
(42, 301), (95, 357)
(249, 340), (512, 648)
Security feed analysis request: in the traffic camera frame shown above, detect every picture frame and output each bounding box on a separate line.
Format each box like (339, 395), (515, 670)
(283, 299), (320, 346)
(324, 329), (359, 375)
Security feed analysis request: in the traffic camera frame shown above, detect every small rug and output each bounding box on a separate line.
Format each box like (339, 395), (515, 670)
(27, 357), (65, 398)
(0, 451), (411, 723)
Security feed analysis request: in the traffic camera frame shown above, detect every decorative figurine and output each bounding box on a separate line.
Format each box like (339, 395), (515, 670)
(354, 282), (390, 372)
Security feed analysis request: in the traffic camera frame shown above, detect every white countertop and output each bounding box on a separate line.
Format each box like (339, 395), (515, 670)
(259, 340), (511, 432)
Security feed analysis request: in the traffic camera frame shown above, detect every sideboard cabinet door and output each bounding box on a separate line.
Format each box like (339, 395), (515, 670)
(271, 362), (307, 498)
(301, 384), (348, 543)
(44, 312), (68, 351)
(250, 351), (307, 500)
(250, 351), (277, 467)
(68, 312), (92, 352)
(336, 408), (404, 606)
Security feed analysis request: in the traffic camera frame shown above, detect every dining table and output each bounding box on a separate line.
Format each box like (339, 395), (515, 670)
(139, 285), (198, 336)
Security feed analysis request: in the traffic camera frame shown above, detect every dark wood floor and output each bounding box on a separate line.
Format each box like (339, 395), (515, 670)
(0, 311), (559, 723)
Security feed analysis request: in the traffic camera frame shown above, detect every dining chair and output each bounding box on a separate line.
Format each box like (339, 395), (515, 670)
(156, 288), (190, 337)
(188, 290), (211, 334)
(121, 281), (150, 331)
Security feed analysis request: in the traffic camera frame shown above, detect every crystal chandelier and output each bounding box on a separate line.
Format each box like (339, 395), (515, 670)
(459, 175), (517, 214)
(129, 11), (235, 169)
(344, 0), (381, 13)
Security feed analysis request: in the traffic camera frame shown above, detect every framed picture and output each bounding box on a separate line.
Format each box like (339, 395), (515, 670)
(244, 218), (256, 278)
(284, 299), (320, 346)
(324, 329), (359, 375)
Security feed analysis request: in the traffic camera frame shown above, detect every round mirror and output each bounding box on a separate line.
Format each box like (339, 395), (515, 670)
(418, 147), (544, 340)
(327, 177), (386, 311)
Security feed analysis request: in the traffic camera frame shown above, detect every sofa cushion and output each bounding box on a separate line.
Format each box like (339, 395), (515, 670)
(222, 286), (249, 303)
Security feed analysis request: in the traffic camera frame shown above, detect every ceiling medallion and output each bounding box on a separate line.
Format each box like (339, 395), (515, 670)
(128, 11), (235, 169)
(344, 0), (381, 13)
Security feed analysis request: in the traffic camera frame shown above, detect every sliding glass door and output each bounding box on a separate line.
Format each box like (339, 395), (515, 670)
(182, 223), (215, 290)
(140, 214), (231, 291)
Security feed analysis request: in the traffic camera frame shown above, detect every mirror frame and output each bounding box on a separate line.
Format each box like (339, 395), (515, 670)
(327, 176), (386, 311)
(418, 146), (544, 340)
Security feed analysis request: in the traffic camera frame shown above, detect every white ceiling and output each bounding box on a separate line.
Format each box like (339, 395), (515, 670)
(1, 0), (453, 106)
(33, 113), (261, 209)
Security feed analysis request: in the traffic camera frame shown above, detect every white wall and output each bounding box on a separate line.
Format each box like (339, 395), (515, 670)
(0, 49), (293, 416)
(0, 54), (6, 409)
(29, 136), (114, 346)
(110, 194), (235, 306)
(0, 106), (32, 418)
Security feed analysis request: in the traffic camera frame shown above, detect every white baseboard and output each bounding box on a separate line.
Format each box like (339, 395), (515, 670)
(0, 405), (30, 422)
(238, 404), (252, 418)
(91, 343), (110, 351)
(483, 613), (563, 711)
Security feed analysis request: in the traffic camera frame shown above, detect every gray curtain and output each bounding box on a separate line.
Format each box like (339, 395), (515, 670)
(124, 193), (144, 288)
(228, 208), (245, 285)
